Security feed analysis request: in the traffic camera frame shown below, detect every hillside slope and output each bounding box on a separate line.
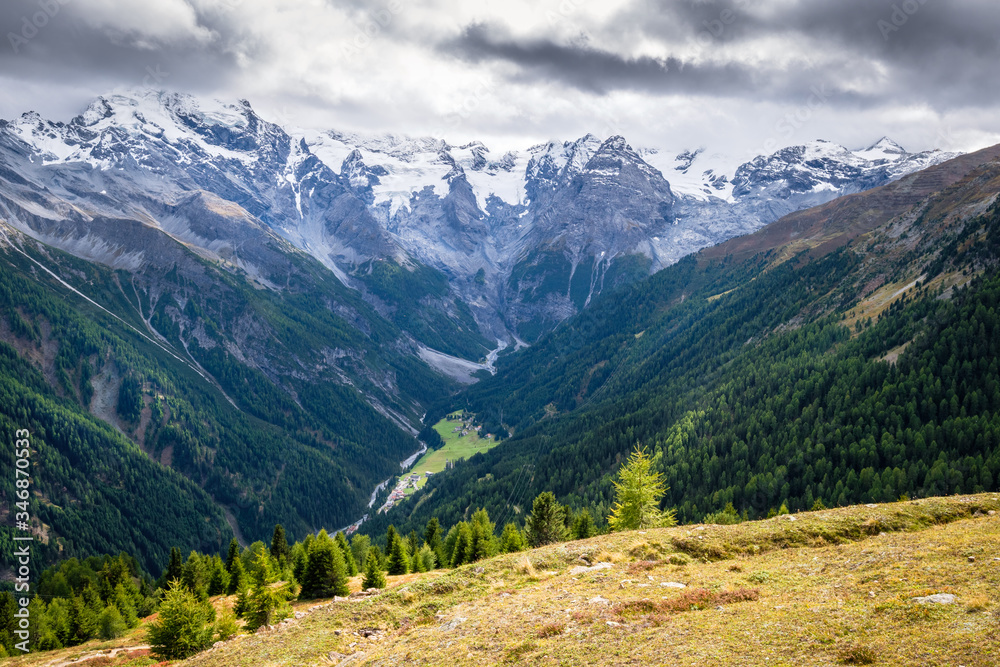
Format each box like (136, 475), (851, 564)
(0, 219), (446, 572)
(364, 144), (1000, 540)
(10, 495), (997, 666)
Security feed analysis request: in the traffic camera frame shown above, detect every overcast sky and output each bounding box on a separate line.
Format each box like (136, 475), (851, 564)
(1, 0), (998, 158)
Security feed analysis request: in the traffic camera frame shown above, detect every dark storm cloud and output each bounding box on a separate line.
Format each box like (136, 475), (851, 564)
(443, 0), (1000, 110)
(444, 22), (816, 98)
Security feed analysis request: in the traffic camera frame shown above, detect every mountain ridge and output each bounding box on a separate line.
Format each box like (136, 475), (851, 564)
(2, 88), (961, 343)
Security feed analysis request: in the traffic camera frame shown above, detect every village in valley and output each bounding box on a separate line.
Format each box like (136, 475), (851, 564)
(376, 412), (499, 515)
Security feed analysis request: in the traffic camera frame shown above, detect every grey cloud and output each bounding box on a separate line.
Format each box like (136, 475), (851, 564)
(630, 0), (1000, 108)
(442, 22), (853, 102)
(440, 1), (1000, 112)
(444, 23), (744, 95)
(0, 0), (248, 99)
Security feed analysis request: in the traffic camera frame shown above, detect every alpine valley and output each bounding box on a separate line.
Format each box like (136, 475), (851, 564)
(0, 88), (988, 576)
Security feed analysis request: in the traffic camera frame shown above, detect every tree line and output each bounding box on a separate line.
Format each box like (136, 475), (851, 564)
(1, 448), (667, 659)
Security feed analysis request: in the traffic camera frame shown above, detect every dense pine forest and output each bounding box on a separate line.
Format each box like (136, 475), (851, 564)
(0, 234), (450, 574)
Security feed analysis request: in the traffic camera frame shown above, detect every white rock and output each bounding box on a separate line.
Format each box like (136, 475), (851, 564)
(660, 582), (687, 589)
(568, 562), (613, 576)
(588, 596), (610, 605)
(913, 593), (956, 605)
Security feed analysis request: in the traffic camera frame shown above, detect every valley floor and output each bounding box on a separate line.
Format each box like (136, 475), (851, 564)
(9, 495), (1000, 666)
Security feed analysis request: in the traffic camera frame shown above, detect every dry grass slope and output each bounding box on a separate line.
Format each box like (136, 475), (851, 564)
(10, 494), (1000, 667)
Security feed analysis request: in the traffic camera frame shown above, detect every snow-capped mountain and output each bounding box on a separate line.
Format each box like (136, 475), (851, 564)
(0, 89), (960, 345)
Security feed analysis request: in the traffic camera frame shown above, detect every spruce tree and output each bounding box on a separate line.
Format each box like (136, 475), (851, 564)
(98, 605), (126, 640)
(424, 518), (444, 568)
(241, 550), (292, 631)
(469, 508), (496, 562)
(147, 581), (214, 659)
(525, 492), (568, 547)
(413, 544), (436, 572)
(291, 542), (309, 584)
(182, 552), (210, 600)
(270, 524), (290, 564)
(406, 531), (420, 558)
(335, 532), (358, 576)
(300, 532), (349, 598)
(499, 522), (526, 553)
(385, 525), (400, 560)
(387, 534), (410, 575)
(226, 558), (245, 595)
(571, 508), (597, 539)
(450, 522), (473, 567)
(225, 539), (240, 574)
(350, 534), (371, 571)
(361, 547), (387, 589)
(165, 547), (183, 584)
(207, 557), (229, 596)
(112, 583), (139, 628)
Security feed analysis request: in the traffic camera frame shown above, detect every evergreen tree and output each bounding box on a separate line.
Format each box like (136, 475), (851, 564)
(98, 605), (127, 640)
(70, 587), (102, 644)
(571, 509), (597, 540)
(28, 597), (52, 651)
(361, 547), (387, 590)
(385, 525), (400, 559)
(406, 531), (420, 558)
(703, 502), (741, 525)
(499, 522), (526, 553)
(226, 557), (246, 595)
(387, 533), (410, 575)
(424, 518), (444, 568)
(525, 492), (569, 547)
(300, 531), (349, 598)
(0, 592), (16, 653)
(165, 547), (183, 584)
(270, 524), (290, 564)
(240, 541), (269, 583)
(224, 539), (240, 574)
(207, 557), (229, 596)
(441, 524), (460, 566)
(241, 551), (292, 632)
(414, 544), (436, 572)
(334, 532), (358, 577)
(181, 551), (208, 600)
(290, 542), (309, 584)
(469, 508), (496, 562)
(608, 446), (675, 531)
(112, 583), (139, 628)
(147, 581), (214, 660)
(450, 522), (473, 567)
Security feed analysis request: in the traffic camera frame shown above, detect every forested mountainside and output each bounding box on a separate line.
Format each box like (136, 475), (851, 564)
(364, 144), (1000, 539)
(0, 221), (453, 574)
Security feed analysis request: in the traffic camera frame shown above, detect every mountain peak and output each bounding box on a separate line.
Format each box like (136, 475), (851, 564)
(600, 135), (631, 152)
(864, 136), (907, 154)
